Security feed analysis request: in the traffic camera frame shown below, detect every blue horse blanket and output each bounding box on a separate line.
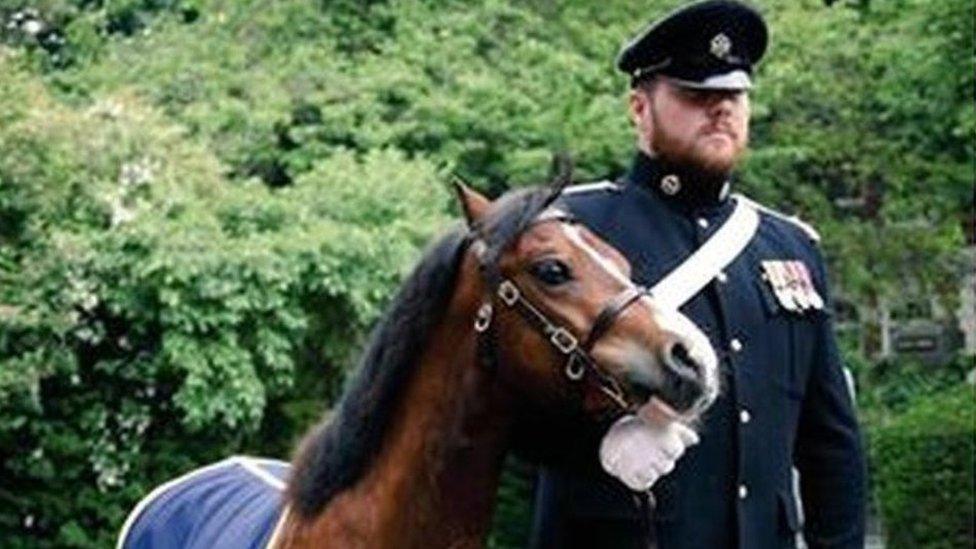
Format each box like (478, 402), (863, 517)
(118, 456), (290, 549)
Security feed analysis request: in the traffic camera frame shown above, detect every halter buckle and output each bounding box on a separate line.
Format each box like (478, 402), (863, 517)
(550, 327), (578, 354)
(474, 303), (493, 332)
(497, 280), (520, 306)
(597, 380), (631, 411)
(565, 356), (586, 380)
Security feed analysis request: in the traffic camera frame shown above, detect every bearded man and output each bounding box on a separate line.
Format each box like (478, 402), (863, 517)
(530, 2), (867, 548)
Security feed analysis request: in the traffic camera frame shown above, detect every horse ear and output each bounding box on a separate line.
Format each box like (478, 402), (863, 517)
(548, 151), (574, 195)
(453, 180), (490, 227)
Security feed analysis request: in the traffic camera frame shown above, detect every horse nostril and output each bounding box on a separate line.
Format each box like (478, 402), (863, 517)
(666, 341), (700, 379)
(655, 340), (710, 414)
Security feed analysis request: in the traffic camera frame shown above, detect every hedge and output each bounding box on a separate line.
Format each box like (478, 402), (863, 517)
(871, 384), (975, 549)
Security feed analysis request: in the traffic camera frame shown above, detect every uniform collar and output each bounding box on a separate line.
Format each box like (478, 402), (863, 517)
(625, 151), (732, 213)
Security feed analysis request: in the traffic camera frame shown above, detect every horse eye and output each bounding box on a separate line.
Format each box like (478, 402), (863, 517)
(529, 259), (573, 286)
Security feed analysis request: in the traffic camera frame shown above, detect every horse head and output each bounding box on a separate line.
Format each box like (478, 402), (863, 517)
(456, 182), (719, 425)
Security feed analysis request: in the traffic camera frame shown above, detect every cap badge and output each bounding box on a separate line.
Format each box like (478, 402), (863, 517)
(710, 33), (732, 60)
(660, 174), (681, 195)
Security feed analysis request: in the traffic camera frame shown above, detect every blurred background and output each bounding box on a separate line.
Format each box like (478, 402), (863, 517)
(0, 0), (972, 547)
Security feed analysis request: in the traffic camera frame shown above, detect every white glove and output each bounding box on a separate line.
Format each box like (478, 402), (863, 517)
(599, 403), (700, 492)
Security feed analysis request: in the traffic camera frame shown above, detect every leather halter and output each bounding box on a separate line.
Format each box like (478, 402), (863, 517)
(470, 217), (651, 413)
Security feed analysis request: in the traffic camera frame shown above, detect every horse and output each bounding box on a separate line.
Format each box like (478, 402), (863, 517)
(117, 179), (719, 549)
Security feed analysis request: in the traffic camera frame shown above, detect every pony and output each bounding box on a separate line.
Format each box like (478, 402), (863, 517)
(118, 180), (719, 549)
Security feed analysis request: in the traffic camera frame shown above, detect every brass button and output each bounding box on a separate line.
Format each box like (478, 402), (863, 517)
(740, 409), (751, 424)
(730, 338), (743, 352)
(660, 174), (681, 195)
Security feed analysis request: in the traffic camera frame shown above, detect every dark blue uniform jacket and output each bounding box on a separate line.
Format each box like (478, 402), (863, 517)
(531, 153), (866, 549)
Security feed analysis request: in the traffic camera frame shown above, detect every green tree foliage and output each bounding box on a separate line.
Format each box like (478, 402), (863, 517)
(0, 0), (971, 547)
(0, 52), (451, 546)
(748, 0), (972, 336)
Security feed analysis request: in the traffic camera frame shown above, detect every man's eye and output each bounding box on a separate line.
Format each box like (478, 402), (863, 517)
(529, 259), (573, 286)
(682, 88), (742, 104)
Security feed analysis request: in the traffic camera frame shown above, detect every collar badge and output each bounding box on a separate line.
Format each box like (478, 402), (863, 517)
(660, 174), (681, 195)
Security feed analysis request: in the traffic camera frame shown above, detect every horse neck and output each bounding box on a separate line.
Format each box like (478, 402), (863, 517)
(284, 259), (515, 548)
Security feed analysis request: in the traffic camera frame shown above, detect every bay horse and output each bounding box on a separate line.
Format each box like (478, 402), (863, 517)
(118, 180), (719, 549)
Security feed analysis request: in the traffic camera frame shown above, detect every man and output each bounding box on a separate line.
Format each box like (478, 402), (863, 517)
(530, 1), (866, 548)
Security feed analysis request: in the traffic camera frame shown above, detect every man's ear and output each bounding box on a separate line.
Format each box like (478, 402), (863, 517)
(630, 87), (655, 154)
(453, 181), (491, 227)
(629, 88), (649, 128)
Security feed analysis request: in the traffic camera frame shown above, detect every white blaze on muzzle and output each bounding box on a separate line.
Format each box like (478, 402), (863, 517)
(557, 216), (720, 411)
(648, 304), (720, 410)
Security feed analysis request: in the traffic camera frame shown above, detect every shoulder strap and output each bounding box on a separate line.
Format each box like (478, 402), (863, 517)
(562, 180), (622, 196)
(650, 198), (760, 310)
(732, 193), (820, 242)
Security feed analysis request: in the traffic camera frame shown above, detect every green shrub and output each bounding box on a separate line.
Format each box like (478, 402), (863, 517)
(856, 353), (972, 423)
(488, 456), (536, 549)
(0, 56), (451, 548)
(871, 384), (975, 549)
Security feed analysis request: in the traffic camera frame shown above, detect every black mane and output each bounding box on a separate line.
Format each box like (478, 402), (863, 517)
(286, 183), (565, 517)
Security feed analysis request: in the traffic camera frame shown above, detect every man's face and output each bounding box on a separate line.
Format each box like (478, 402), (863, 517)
(630, 78), (750, 176)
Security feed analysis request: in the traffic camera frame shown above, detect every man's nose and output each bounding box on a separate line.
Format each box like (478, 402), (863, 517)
(708, 94), (735, 117)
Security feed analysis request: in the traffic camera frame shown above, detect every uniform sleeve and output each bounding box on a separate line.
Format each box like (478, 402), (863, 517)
(794, 250), (867, 549)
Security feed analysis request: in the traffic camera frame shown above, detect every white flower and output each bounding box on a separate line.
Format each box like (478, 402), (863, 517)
(88, 100), (124, 120)
(22, 19), (43, 36)
(111, 203), (136, 227)
(119, 159), (155, 188)
(80, 292), (98, 312)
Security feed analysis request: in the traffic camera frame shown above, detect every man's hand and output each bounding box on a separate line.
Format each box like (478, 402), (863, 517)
(599, 403), (699, 492)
